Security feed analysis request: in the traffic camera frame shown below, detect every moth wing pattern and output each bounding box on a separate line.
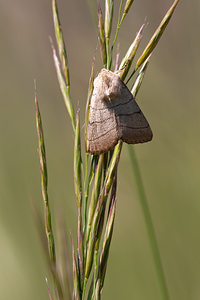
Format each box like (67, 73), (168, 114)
(86, 87), (118, 154)
(86, 69), (153, 154)
(113, 78), (153, 144)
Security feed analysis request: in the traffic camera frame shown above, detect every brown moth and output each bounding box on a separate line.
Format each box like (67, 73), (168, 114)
(86, 68), (153, 154)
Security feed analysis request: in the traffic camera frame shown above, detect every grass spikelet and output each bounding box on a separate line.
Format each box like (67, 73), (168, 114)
(52, 0), (70, 86)
(51, 42), (75, 131)
(131, 54), (152, 96)
(98, 4), (107, 66)
(35, 84), (55, 264)
(119, 23), (144, 81)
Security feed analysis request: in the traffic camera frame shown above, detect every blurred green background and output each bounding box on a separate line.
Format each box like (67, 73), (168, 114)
(1, 0), (200, 299)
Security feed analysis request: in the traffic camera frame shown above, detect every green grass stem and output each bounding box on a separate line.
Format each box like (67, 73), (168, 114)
(128, 146), (169, 300)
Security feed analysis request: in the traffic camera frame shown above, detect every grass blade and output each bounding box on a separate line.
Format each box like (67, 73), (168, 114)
(128, 146), (169, 300)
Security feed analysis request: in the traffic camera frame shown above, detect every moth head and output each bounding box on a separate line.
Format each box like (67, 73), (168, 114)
(95, 69), (123, 102)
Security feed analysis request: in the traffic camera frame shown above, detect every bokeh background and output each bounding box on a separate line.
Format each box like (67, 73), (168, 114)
(1, 0), (200, 299)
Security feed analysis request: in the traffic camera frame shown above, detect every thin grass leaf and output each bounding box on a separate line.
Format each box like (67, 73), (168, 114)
(93, 279), (100, 300)
(98, 4), (107, 66)
(105, 0), (114, 68)
(83, 155), (95, 237)
(56, 212), (73, 300)
(128, 146), (169, 300)
(92, 240), (100, 300)
(72, 238), (81, 300)
(99, 174), (117, 291)
(83, 198), (105, 293)
(109, 0), (123, 69)
(51, 41), (75, 131)
(119, 23), (144, 81)
(111, 0), (124, 46)
(85, 56), (95, 150)
(84, 208), (98, 284)
(135, 0), (179, 71)
(74, 109), (82, 207)
(131, 54), (152, 97)
(84, 57), (96, 238)
(52, 0), (70, 87)
(74, 109), (84, 289)
(31, 197), (49, 262)
(86, 155), (103, 244)
(102, 141), (122, 200)
(84, 142), (121, 286)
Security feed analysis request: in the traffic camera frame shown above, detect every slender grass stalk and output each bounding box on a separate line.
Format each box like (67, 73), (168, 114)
(35, 84), (64, 300)
(128, 146), (169, 300)
(98, 4), (107, 67)
(128, 52), (169, 299)
(105, 0), (114, 69)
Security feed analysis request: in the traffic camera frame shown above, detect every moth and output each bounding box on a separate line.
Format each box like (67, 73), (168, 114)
(86, 68), (153, 154)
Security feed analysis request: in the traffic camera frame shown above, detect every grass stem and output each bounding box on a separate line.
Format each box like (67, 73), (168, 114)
(128, 146), (169, 300)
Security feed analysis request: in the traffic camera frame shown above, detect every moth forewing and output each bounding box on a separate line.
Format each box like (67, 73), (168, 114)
(86, 69), (152, 154)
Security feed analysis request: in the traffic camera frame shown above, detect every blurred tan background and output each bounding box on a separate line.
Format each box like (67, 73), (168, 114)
(0, 0), (200, 299)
